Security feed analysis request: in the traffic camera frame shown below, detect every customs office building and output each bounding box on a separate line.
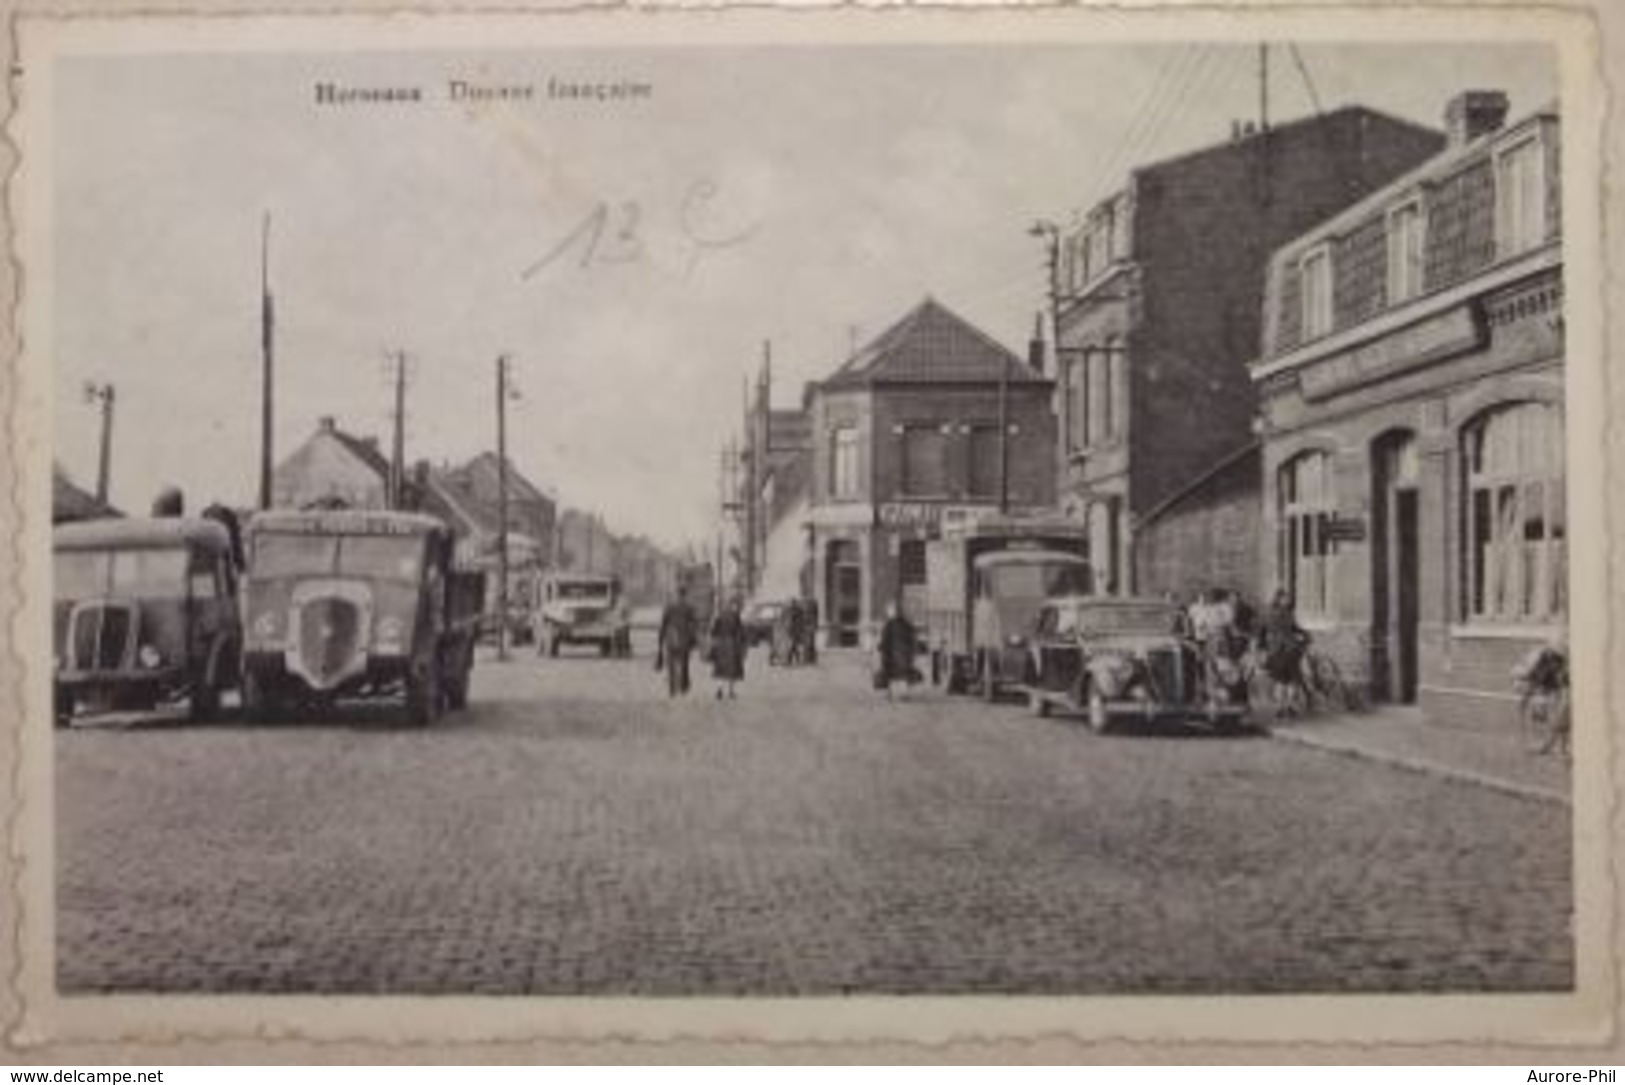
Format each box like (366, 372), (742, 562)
(1252, 93), (1564, 728)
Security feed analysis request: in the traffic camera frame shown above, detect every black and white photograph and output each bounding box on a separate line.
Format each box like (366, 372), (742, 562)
(4, 4), (1615, 1055)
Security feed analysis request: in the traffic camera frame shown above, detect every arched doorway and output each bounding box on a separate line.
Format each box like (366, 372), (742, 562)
(1371, 430), (1420, 703)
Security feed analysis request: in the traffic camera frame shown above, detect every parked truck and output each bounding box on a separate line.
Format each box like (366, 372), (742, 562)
(924, 513), (1092, 700)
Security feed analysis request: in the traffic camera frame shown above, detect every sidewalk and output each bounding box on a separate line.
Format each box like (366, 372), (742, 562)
(1265, 704), (1571, 805)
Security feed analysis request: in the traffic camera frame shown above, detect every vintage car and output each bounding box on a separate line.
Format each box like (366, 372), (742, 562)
(535, 573), (631, 657)
(241, 509), (483, 726)
(742, 600), (785, 648)
(53, 516), (243, 725)
(1021, 595), (1248, 732)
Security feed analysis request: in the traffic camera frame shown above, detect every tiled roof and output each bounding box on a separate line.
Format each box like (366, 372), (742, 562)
(820, 298), (1043, 389)
(52, 463), (118, 523)
(329, 428), (390, 479)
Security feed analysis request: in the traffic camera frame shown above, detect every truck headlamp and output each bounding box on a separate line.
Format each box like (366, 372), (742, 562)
(137, 644), (163, 670)
(253, 612), (280, 639)
(376, 616), (405, 646)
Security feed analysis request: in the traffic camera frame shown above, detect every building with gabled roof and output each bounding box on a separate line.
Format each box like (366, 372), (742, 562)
(804, 297), (1055, 646)
(271, 416), (405, 512)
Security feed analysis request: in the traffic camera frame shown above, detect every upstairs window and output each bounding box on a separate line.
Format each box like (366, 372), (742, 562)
(830, 426), (860, 499)
(1387, 201), (1425, 304)
(1300, 247), (1333, 340)
(1496, 136), (1546, 257)
(967, 424), (1002, 499)
(900, 424), (949, 498)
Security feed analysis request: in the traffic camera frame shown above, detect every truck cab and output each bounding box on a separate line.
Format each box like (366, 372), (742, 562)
(241, 509), (482, 726)
(53, 517), (242, 724)
(924, 514), (1092, 700)
(535, 573), (631, 658)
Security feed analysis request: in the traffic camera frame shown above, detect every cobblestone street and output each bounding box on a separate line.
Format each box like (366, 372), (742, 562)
(56, 649), (1573, 995)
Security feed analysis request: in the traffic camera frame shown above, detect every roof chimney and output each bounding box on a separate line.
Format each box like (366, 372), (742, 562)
(1445, 90), (1509, 146)
(1027, 311), (1047, 373)
(318, 415), (336, 433)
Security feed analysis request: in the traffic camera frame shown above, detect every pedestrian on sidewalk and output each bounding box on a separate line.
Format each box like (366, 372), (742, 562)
(1260, 589), (1310, 718)
(876, 603), (920, 701)
(709, 596), (748, 699)
(802, 596), (820, 665)
(656, 585), (699, 698)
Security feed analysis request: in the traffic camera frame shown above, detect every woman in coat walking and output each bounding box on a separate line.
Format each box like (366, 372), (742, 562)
(876, 603), (920, 700)
(709, 597), (748, 699)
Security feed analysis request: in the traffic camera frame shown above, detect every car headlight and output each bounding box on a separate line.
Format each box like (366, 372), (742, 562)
(1006, 634), (1027, 648)
(253, 612), (280, 639)
(376, 616), (405, 645)
(137, 644), (163, 670)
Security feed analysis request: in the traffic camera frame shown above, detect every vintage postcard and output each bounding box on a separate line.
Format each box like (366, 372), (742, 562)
(1, 0), (1618, 1062)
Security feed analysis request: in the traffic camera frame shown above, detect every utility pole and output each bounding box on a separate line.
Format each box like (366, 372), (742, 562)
(496, 354), (512, 662)
(387, 351), (408, 510)
(1258, 42), (1273, 207)
(997, 352), (1011, 515)
(258, 212), (275, 511)
(83, 382), (115, 505)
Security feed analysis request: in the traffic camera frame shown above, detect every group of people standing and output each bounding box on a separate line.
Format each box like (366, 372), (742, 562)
(655, 589), (821, 700)
(1176, 586), (1313, 717)
(769, 597), (819, 667)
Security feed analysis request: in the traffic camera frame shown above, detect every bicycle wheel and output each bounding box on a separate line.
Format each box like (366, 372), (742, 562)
(1520, 688), (1562, 754)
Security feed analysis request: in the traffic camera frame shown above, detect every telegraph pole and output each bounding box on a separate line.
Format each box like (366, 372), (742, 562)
(997, 353), (1011, 514)
(387, 351), (408, 510)
(258, 212), (275, 511)
(496, 354), (512, 661)
(83, 382), (115, 505)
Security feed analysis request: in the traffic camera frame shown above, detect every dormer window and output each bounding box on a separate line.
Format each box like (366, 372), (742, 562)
(1300, 245), (1333, 340)
(1387, 200), (1425, 304)
(1495, 134), (1546, 257)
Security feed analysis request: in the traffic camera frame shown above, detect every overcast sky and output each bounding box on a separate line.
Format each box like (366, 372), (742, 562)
(52, 38), (1556, 550)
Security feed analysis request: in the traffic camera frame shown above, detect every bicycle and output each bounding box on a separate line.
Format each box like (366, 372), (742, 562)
(1301, 649), (1368, 715)
(1514, 645), (1570, 757)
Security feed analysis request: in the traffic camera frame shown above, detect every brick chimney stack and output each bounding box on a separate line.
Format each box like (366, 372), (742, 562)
(1445, 90), (1509, 146)
(1027, 311), (1046, 373)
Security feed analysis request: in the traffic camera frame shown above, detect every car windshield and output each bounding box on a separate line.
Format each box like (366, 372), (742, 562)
(1069, 603), (1176, 636)
(984, 561), (1092, 599)
(557, 582), (611, 600)
(253, 533), (422, 581)
(54, 547), (188, 599)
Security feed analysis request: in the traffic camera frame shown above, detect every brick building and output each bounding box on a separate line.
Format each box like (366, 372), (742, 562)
(806, 298), (1055, 646)
(1133, 443), (1263, 604)
(1252, 93), (1562, 727)
(1050, 106), (1446, 597)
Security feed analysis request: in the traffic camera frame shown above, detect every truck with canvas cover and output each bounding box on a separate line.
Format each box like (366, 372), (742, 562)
(924, 513), (1091, 700)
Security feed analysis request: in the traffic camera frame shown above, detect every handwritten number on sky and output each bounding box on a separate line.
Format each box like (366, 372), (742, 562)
(520, 179), (762, 282)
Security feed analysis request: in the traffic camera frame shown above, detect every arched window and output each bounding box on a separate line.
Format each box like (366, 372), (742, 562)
(1278, 451), (1336, 618)
(1461, 402), (1565, 624)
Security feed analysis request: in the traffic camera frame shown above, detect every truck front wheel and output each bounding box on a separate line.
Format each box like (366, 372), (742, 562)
(979, 653), (999, 703)
(405, 662), (440, 728)
(242, 667), (275, 723)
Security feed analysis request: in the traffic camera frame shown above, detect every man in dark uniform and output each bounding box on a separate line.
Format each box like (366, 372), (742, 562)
(656, 585), (699, 697)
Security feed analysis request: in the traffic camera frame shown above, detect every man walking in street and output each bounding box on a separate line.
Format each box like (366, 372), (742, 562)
(656, 584), (699, 698)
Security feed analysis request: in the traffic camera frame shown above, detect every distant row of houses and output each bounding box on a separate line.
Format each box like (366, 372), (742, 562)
(729, 89), (1565, 732)
(54, 413), (684, 607)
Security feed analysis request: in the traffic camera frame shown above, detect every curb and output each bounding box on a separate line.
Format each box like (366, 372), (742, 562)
(1265, 726), (1571, 806)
